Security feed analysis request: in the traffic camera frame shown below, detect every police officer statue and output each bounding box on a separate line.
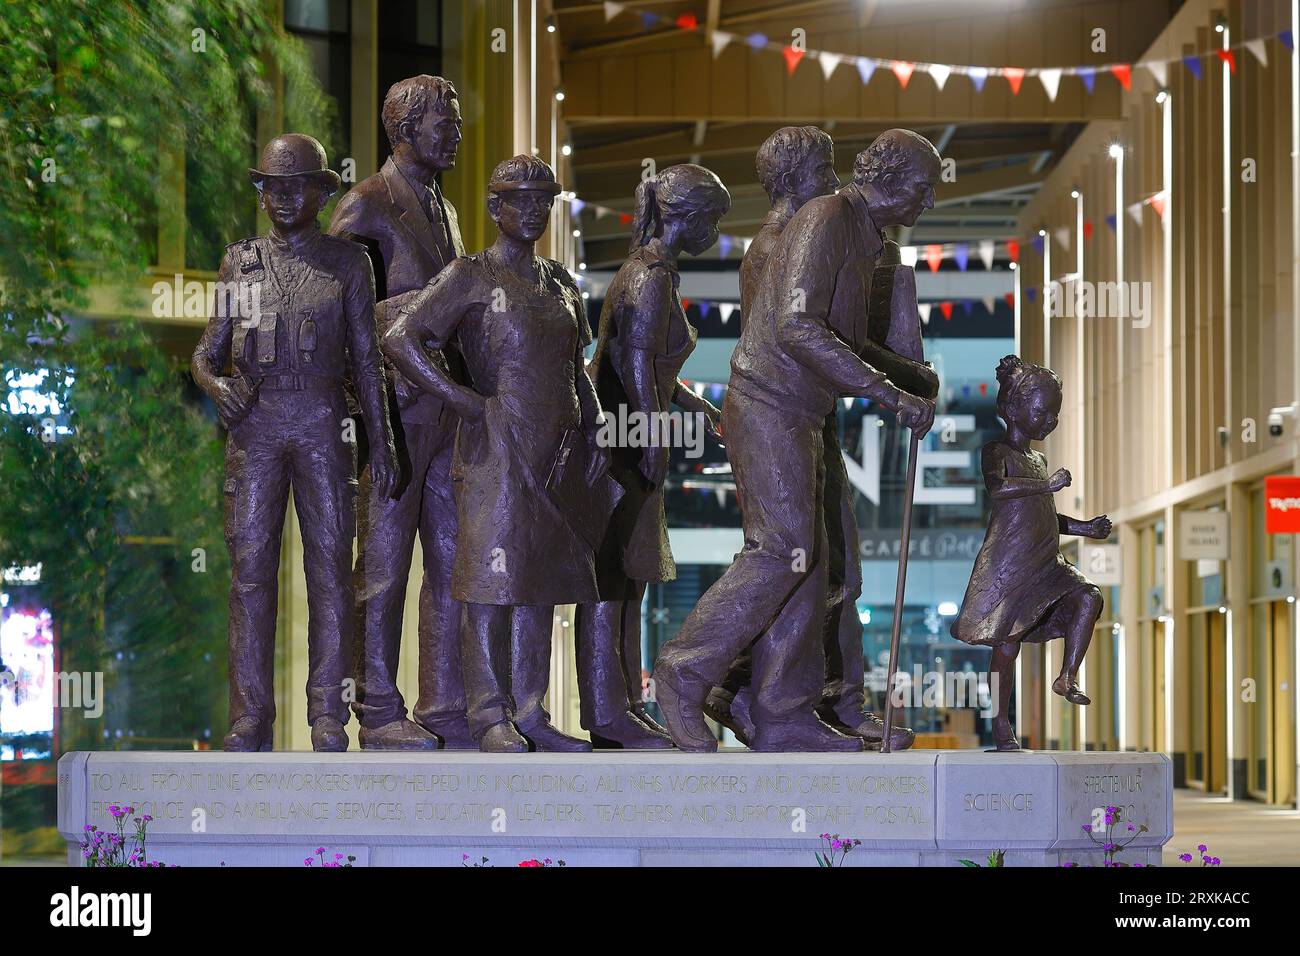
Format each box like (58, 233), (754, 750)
(193, 133), (399, 753)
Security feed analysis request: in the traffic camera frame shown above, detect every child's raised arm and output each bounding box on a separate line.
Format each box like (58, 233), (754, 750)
(1057, 514), (1113, 538)
(982, 444), (1071, 500)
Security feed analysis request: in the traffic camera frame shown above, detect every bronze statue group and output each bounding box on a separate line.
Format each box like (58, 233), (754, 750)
(194, 76), (1112, 756)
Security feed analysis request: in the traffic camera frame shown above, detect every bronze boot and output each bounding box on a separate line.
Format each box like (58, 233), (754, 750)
(311, 716), (349, 752)
(359, 717), (440, 751)
(589, 709), (674, 749)
(751, 715), (864, 752)
(223, 717), (272, 752)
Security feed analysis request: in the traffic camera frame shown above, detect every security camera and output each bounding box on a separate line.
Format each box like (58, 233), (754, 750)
(1269, 403), (1298, 437)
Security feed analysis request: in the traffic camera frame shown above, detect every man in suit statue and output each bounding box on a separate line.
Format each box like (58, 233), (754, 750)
(704, 127), (921, 752)
(327, 75), (472, 750)
(653, 129), (940, 752)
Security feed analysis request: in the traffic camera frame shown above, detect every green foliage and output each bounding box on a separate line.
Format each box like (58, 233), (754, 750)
(0, 1), (336, 752)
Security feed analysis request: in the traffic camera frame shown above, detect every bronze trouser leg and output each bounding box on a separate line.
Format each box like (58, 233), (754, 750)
(290, 403), (358, 725)
(225, 411), (290, 730)
(461, 602), (514, 738)
(351, 416), (434, 728)
(412, 418), (467, 728)
(820, 416), (867, 724)
(511, 604), (560, 730)
(575, 581), (647, 729)
(655, 390), (827, 724)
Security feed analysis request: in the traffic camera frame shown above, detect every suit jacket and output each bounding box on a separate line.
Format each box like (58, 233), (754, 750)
(329, 156), (466, 424)
(729, 185), (904, 422)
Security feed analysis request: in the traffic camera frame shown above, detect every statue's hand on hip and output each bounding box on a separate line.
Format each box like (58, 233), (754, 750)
(214, 376), (258, 429)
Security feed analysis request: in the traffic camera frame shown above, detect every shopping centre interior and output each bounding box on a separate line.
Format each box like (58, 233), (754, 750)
(2, 0), (1300, 864)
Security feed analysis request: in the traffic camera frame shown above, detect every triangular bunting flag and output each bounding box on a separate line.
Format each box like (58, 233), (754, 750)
(1144, 60), (1168, 87)
(953, 243), (969, 271)
(1216, 49), (1237, 74)
(1126, 200), (1144, 224)
(1184, 55), (1203, 80)
(1026, 287), (1037, 303)
(1148, 190), (1167, 219)
(1282, 30), (1295, 52)
(818, 51), (843, 80)
(1083, 219), (1094, 241)
(571, 198), (586, 215)
(929, 63), (952, 91)
(892, 60), (916, 89)
(619, 212), (633, 225)
(968, 67), (988, 92)
(718, 234), (733, 258)
(710, 30), (734, 58)
(1110, 63), (1132, 90)
(675, 13), (697, 31)
(696, 300), (711, 319)
(856, 57), (877, 86)
(603, 2), (624, 22)
(924, 244), (943, 272)
(983, 296), (996, 314)
(639, 11), (657, 28)
(783, 45), (805, 75)
(1080, 68), (1096, 93)
(1004, 292), (1015, 308)
(1039, 68), (1061, 102)
(940, 302), (954, 320)
(1053, 226), (1070, 250)
(718, 303), (736, 325)
(900, 245), (918, 268)
(1245, 39), (1267, 68)
(1105, 213), (1117, 231)
(715, 487), (728, 508)
(1031, 235), (1044, 256)
(978, 240), (995, 270)
(1006, 239), (1019, 262)
(746, 32), (768, 50)
(918, 303), (932, 324)
(594, 205), (610, 219)
(681, 298), (691, 310)
(960, 299), (974, 316)
(1003, 67), (1025, 95)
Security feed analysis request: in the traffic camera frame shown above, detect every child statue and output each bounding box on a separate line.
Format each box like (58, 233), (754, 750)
(950, 355), (1112, 751)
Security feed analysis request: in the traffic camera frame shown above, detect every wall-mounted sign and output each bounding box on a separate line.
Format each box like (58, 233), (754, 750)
(1079, 543), (1123, 586)
(1179, 510), (1229, 560)
(1263, 558), (1292, 599)
(1264, 476), (1300, 533)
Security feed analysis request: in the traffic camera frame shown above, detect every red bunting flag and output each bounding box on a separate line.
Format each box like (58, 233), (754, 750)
(1004, 292), (1015, 308)
(924, 244), (943, 272)
(1083, 219), (1094, 241)
(1215, 49), (1237, 74)
(1003, 67), (1025, 95)
(978, 382), (988, 396)
(892, 60), (915, 89)
(1006, 239), (1020, 262)
(940, 301), (954, 320)
(783, 45), (805, 74)
(1148, 193), (1166, 218)
(675, 13), (697, 31)
(681, 298), (691, 309)
(619, 212), (633, 225)
(1110, 63), (1132, 90)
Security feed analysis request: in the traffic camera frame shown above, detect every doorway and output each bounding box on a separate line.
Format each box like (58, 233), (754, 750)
(1249, 600), (1296, 805)
(1186, 609), (1228, 794)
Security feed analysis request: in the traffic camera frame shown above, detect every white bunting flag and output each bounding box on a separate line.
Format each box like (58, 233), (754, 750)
(929, 63), (952, 91)
(1245, 39), (1268, 68)
(1126, 199), (1144, 224)
(710, 30), (734, 58)
(818, 51), (843, 80)
(1053, 226), (1070, 251)
(718, 303), (736, 325)
(918, 302), (932, 324)
(983, 296), (996, 314)
(977, 239), (995, 270)
(900, 245), (919, 268)
(1038, 68), (1062, 101)
(1144, 59), (1168, 88)
(603, 2), (624, 22)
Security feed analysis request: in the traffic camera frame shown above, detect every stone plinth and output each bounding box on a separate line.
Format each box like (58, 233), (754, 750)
(57, 750), (1171, 867)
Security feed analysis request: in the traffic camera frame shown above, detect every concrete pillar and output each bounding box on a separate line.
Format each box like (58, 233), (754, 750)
(1120, 521), (1141, 750)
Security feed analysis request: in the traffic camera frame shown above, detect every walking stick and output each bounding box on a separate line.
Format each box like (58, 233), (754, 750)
(864, 237), (938, 754)
(881, 430), (919, 753)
